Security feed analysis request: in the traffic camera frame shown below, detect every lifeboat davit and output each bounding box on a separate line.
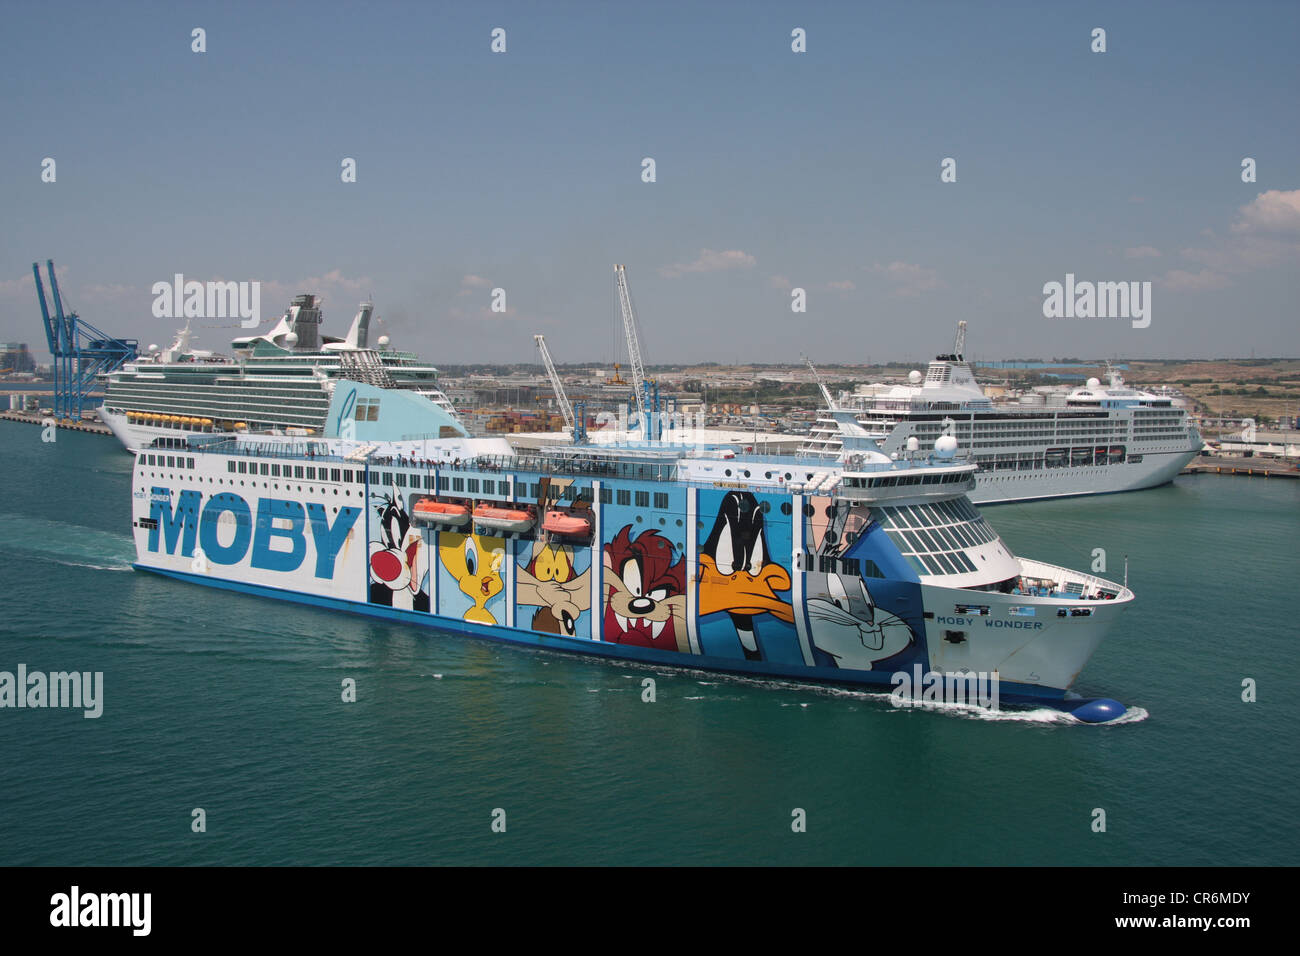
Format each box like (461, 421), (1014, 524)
(542, 510), (593, 537)
(472, 504), (535, 533)
(412, 499), (470, 528)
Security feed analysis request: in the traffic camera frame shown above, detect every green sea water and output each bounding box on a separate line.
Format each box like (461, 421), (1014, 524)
(0, 423), (1296, 865)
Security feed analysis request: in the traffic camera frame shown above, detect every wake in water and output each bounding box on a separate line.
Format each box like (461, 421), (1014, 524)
(0, 513), (135, 572)
(607, 657), (1152, 725)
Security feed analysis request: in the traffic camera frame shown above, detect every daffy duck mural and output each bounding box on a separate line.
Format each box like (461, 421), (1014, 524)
(518, 541), (591, 637)
(437, 532), (506, 624)
(697, 491), (798, 662)
(368, 490), (430, 611)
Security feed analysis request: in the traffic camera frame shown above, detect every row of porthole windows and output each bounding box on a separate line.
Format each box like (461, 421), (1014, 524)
(144, 473), (351, 495)
(136, 488), (350, 514)
(722, 468), (800, 481)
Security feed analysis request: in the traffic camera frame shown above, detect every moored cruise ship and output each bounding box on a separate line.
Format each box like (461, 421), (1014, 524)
(801, 323), (1201, 504)
(131, 400), (1136, 721)
(99, 294), (463, 452)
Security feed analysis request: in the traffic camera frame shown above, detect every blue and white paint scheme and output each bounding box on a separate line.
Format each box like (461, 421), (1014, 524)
(132, 412), (1135, 720)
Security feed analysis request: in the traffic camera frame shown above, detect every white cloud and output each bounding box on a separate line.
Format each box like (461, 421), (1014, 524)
(1124, 246), (1161, 259)
(458, 274), (491, 296)
(768, 274), (792, 290)
(827, 280), (856, 291)
(1231, 189), (1300, 235)
(1158, 269), (1231, 292)
(872, 261), (943, 297)
(659, 248), (756, 279)
(258, 269), (373, 308)
(0, 272), (35, 299)
(1160, 189), (1300, 290)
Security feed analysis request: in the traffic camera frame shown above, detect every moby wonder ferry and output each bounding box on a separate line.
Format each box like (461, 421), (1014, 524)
(801, 322), (1200, 503)
(131, 381), (1134, 721)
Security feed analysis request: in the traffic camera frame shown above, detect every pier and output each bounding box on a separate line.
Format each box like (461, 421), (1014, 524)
(1181, 455), (1299, 479)
(0, 410), (113, 436)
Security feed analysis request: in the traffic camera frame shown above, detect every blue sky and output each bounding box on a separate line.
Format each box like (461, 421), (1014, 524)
(2, 0), (1297, 365)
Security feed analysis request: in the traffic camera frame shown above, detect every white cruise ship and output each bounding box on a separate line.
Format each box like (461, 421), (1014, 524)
(802, 324), (1201, 504)
(99, 294), (464, 452)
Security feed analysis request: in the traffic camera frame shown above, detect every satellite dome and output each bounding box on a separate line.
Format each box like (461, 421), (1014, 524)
(906, 436), (920, 452)
(934, 434), (958, 458)
(284, 331), (299, 347)
(1086, 377), (1101, 389)
(377, 335), (390, 348)
(908, 370), (923, 385)
(147, 343), (159, 352)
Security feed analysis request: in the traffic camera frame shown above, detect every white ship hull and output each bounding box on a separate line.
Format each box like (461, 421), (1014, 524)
(969, 447), (1196, 504)
(101, 407), (231, 453)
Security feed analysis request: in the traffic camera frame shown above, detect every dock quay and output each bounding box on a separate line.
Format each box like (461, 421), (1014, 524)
(1181, 455), (1299, 479)
(0, 410), (113, 436)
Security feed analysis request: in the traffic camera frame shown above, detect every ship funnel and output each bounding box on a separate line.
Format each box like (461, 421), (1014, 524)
(288, 293), (323, 351)
(346, 302), (373, 349)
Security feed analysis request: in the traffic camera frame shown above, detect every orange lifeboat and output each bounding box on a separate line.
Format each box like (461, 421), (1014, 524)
(542, 510), (593, 537)
(472, 504), (535, 533)
(412, 498), (470, 528)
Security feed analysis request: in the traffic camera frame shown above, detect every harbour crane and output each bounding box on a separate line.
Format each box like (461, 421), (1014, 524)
(32, 259), (138, 419)
(613, 264), (652, 428)
(533, 333), (574, 432)
(804, 355), (838, 411)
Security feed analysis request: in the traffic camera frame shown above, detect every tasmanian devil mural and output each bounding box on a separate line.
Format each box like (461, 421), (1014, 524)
(368, 490), (429, 611)
(602, 527), (688, 652)
(698, 491), (794, 661)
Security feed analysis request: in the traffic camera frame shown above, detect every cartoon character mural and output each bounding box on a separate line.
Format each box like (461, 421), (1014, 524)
(803, 498), (916, 670)
(368, 489), (430, 611)
(696, 491), (802, 663)
(438, 531), (506, 624)
(518, 541), (592, 637)
(601, 527), (688, 652)
(805, 573), (914, 669)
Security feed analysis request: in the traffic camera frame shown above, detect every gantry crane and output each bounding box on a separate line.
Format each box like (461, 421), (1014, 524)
(33, 259), (138, 419)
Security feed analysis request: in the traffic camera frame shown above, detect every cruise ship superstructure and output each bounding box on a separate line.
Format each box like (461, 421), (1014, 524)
(801, 323), (1200, 504)
(100, 294), (463, 451)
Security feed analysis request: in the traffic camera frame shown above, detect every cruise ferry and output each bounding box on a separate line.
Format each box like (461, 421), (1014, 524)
(99, 294), (463, 452)
(131, 384), (1134, 721)
(801, 323), (1201, 503)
